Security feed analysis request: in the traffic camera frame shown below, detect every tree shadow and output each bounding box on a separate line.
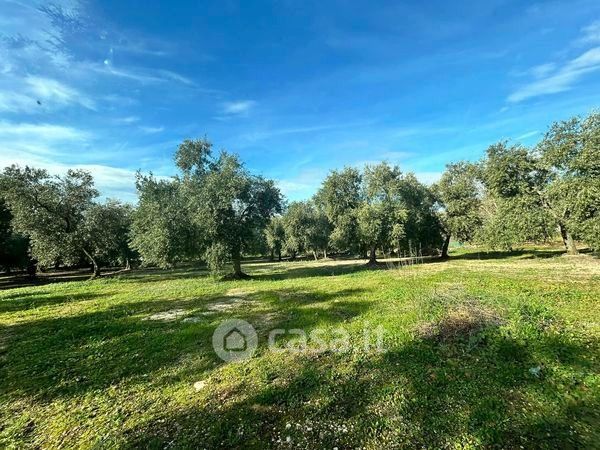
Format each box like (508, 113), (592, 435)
(444, 248), (567, 261)
(0, 290), (107, 314)
(119, 317), (599, 449)
(1, 286), (372, 403)
(249, 263), (370, 281)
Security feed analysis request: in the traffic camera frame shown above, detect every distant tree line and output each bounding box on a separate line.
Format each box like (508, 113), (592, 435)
(0, 112), (598, 278)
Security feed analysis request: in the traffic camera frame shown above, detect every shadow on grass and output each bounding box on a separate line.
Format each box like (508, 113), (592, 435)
(0, 290), (108, 314)
(0, 269), (94, 290)
(0, 286), (372, 402)
(120, 319), (599, 449)
(449, 248), (565, 261)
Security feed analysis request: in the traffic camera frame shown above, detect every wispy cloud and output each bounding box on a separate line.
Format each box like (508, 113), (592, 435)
(508, 47), (600, 103)
(115, 116), (140, 124)
(0, 121), (88, 142)
(239, 121), (372, 142)
(0, 76), (95, 112)
(579, 20), (600, 44)
(221, 100), (256, 116)
(528, 63), (557, 79)
(25, 76), (95, 109)
(139, 125), (164, 134)
(515, 130), (540, 141)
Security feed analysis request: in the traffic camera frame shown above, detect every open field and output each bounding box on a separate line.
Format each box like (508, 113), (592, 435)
(1, 248), (599, 448)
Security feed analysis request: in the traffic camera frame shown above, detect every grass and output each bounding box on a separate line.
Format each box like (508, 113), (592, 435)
(0, 248), (599, 448)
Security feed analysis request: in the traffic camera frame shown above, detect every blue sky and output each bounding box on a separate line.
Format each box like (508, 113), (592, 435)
(1, 0), (600, 202)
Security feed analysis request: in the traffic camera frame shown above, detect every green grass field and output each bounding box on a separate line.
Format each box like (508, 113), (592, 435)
(1, 248), (599, 449)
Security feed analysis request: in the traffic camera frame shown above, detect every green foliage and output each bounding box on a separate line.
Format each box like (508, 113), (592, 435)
(478, 142), (555, 250)
(83, 200), (136, 267)
(536, 112), (600, 251)
(282, 201), (328, 258)
(434, 161), (482, 243)
(134, 140), (282, 276)
(203, 242), (230, 278)
(396, 173), (443, 254)
(0, 199), (29, 272)
(193, 152), (282, 275)
(174, 138), (213, 177)
(0, 165), (99, 268)
(357, 163), (408, 259)
(316, 167), (362, 253)
(131, 175), (199, 269)
(265, 216), (286, 260)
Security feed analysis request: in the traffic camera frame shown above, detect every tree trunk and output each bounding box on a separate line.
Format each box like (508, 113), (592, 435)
(323, 248), (327, 259)
(269, 249), (274, 262)
(441, 234), (451, 259)
(278, 249), (282, 262)
(82, 248), (100, 278)
(125, 258), (131, 270)
(232, 251), (243, 276)
(313, 250), (318, 261)
(368, 245), (377, 265)
(26, 261), (37, 278)
(559, 223), (578, 255)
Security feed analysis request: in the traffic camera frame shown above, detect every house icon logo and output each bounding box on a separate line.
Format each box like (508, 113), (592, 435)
(212, 319), (258, 361)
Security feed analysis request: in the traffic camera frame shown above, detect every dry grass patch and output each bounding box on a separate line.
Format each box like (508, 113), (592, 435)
(417, 301), (503, 343)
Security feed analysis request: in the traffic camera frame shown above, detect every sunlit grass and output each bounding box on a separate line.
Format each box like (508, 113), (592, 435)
(1, 248), (599, 448)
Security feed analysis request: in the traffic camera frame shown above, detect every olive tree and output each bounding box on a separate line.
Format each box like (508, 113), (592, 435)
(315, 167), (362, 255)
(83, 200), (135, 269)
(0, 166), (102, 276)
(130, 174), (200, 268)
(358, 163), (407, 264)
(434, 162), (482, 258)
(536, 112), (600, 253)
(194, 152), (282, 278)
(265, 216), (285, 261)
(478, 142), (554, 251)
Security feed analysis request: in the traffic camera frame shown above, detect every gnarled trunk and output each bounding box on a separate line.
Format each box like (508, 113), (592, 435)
(367, 245), (377, 265)
(232, 250), (243, 276)
(229, 247), (250, 279)
(559, 223), (578, 255)
(82, 248), (100, 278)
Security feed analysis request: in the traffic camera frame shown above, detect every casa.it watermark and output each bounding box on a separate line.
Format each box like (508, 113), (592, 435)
(212, 318), (385, 362)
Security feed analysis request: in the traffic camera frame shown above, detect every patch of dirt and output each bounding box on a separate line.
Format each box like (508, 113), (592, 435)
(145, 309), (189, 321)
(203, 296), (255, 313)
(417, 303), (502, 343)
(224, 288), (254, 298)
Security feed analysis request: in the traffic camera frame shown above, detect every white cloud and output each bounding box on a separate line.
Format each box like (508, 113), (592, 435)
(0, 153), (140, 203)
(515, 130), (540, 141)
(580, 20), (600, 44)
(0, 121), (88, 141)
(139, 125), (164, 134)
(0, 120), (138, 202)
(0, 121), (90, 163)
(508, 47), (600, 103)
(275, 168), (327, 200)
(221, 100), (256, 115)
(115, 116), (140, 124)
(529, 63), (556, 79)
(25, 76), (95, 110)
(0, 91), (35, 113)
